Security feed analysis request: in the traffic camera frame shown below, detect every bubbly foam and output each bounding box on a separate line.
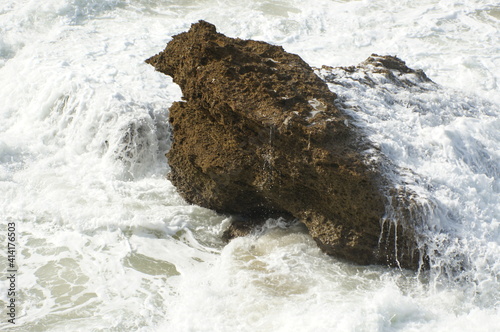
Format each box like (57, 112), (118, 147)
(0, 0), (499, 331)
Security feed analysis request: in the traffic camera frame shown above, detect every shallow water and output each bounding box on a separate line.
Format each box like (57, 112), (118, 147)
(0, 0), (499, 331)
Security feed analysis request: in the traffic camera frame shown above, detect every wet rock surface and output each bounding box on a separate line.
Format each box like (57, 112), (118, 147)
(146, 21), (422, 269)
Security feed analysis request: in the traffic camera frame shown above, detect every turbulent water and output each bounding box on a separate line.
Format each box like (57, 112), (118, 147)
(0, 0), (499, 331)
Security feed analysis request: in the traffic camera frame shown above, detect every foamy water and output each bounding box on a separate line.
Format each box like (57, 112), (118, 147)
(0, 0), (498, 331)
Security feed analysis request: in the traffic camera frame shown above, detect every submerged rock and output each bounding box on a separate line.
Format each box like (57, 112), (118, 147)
(146, 21), (423, 269)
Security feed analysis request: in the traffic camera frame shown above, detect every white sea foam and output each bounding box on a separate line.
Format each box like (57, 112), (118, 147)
(0, 0), (499, 331)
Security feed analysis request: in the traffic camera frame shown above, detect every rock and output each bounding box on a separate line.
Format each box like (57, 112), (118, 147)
(146, 21), (422, 269)
(318, 53), (433, 89)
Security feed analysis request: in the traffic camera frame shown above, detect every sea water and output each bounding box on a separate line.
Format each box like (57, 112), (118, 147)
(0, 0), (498, 331)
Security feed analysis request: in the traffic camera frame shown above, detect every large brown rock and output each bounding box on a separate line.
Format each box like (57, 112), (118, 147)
(146, 21), (421, 269)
